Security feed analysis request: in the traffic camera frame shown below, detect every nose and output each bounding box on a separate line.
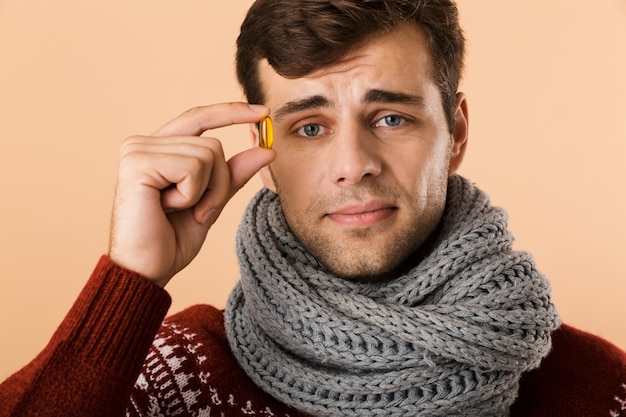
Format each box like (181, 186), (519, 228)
(327, 124), (383, 186)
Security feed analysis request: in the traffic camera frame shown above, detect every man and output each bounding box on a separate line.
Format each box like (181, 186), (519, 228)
(1, 0), (625, 416)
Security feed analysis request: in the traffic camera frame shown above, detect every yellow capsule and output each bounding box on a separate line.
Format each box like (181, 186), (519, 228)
(258, 116), (274, 149)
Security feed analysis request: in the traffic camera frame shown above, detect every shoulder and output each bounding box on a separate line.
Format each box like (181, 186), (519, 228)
(128, 305), (307, 417)
(133, 304), (236, 389)
(162, 304), (231, 352)
(512, 323), (626, 417)
(127, 305), (231, 415)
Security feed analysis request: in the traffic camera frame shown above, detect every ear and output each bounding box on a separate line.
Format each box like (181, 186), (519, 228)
(249, 122), (277, 193)
(448, 92), (469, 176)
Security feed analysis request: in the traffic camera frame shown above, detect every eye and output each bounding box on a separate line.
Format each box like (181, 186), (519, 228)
(374, 115), (405, 128)
(296, 123), (324, 137)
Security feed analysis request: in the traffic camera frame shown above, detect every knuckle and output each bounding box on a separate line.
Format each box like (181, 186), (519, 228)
(207, 137), (225, 158)
(119, 135), (144, 156)
(187, 155), (207, 173)
(197, 146), (215, 163)
(182, 106), (204, 118)
(198, 150), (220, 176)
(195, 137), (224, 159)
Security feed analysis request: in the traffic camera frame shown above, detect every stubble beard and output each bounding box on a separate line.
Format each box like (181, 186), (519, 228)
(275, 180), (447, 283)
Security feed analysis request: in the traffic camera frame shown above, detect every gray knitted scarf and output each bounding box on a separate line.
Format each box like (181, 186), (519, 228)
(225, 175), (560, 417)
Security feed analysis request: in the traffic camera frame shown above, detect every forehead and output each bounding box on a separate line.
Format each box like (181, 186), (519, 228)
(258, 24), (436, 106)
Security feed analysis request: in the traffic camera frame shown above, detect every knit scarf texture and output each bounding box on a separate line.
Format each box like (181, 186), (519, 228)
(225, 175), (561, 417)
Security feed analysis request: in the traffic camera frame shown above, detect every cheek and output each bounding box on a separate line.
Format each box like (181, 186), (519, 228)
(393, 144), (451, 202)
(270, 154), (320, 202)
(391, 140), (449, 177)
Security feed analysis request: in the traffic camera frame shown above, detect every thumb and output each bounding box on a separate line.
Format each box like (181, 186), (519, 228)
(227, 147), (276, 192)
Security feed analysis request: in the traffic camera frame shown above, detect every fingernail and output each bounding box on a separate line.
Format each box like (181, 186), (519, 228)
(248, 104), (267, 113)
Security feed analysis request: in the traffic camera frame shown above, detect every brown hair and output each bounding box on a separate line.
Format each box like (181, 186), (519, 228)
(236, 0), (465, 131)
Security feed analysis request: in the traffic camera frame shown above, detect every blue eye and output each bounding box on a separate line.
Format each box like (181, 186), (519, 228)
(298, 124), (322, 137)
(375, 115), (404, 127)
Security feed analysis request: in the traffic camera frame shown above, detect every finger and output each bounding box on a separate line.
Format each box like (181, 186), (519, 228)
(121, 136), (223, 165)
(192, 147), (276, 223)
(159, 154), (215, 210)
(153, 102), (269, 137)
(191, 150), (232, 224)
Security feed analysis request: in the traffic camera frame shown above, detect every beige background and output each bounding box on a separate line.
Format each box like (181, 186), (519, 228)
(1, 1), (624, 380)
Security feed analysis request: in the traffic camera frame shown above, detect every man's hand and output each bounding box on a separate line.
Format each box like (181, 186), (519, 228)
(108, 103), (273, 287)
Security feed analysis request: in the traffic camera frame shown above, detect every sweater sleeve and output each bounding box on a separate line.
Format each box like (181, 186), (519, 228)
(0, 255), (172, 417)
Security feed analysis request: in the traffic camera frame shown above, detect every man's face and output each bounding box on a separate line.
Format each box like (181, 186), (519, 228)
(256, 24), (468, 282)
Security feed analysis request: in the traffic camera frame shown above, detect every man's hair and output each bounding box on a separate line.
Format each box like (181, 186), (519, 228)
(236, 0), (465, 132)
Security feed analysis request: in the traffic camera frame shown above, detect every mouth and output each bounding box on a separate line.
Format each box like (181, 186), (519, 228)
(326, 201), (397, 228)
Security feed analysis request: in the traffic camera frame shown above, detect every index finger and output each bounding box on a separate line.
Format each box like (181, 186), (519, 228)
(152, 102), (269, 137)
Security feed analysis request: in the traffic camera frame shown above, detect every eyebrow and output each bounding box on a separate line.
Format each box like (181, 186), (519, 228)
(273, 95), (332, 122)
(363, 89), (425, 107)
(272, 89), (425, 122)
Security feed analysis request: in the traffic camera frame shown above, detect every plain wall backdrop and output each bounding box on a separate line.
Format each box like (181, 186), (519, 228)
(1, 1), (624, 380)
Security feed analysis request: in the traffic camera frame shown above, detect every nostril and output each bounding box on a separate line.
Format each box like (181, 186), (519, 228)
(336, 171), (375, 185)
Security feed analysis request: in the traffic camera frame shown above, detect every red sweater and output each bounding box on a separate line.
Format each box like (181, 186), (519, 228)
(2, 256), (626, 416)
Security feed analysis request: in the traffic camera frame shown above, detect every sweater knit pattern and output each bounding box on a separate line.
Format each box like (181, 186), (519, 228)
(225, 175), (561, 417)
(2, 256), (625, 417)
(127, 308), (307, 417)
(119, 305), (626, 417)
(128, 321), (212, 416)
(611, 384), (626, 416)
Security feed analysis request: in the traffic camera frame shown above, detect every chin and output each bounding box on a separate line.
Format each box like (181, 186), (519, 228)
(323, 257), (406, 283)
(322, 241), (430, 284)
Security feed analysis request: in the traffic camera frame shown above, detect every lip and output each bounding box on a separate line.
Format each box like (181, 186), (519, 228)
(326, 201), (397, 227)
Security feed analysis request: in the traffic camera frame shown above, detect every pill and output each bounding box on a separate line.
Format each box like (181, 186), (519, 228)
(258, 116), (274, 149)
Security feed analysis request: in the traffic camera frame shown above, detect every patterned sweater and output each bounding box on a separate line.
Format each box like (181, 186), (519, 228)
(1, 256), (626, 416)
